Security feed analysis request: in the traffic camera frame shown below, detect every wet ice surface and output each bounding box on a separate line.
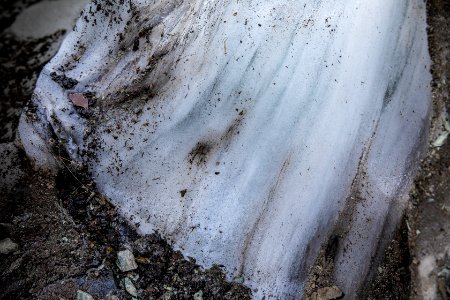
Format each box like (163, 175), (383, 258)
(8, 0), (89, 39)
(20, 0), (431, 298)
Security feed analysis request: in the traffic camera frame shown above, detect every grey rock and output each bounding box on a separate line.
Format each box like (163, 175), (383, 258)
(233, 276), (244, 284)
(76, 290), (94, 300)
(123, 277), (138, 297)
(0, 238), (19, 254)
(117, 249), (138, 272)
(438, 268), (450, 279)
(194, 290), (203, 300)
(81, 271), (118, 298)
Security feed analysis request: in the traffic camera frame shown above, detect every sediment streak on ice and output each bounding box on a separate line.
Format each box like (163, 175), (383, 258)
(20, 0), (431, 298)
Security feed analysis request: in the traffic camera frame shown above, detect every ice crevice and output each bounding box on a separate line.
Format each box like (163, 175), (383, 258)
(19, 0), (431, 298)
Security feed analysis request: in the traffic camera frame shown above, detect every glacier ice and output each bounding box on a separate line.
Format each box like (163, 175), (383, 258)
(19, 0), (431, 298)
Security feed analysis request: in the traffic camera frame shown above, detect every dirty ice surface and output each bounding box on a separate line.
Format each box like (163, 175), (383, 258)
(20, 0), (431, 298)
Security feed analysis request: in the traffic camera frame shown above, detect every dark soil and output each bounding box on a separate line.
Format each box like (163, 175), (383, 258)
(0, 30), (66, 142)
(0, 155), (251, 299)
(407, 0), (450, 299)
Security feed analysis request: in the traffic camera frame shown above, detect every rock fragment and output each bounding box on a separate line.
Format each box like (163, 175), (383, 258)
(194, 290), (203, 300)
(69, 93), (89, 109)
(310, 286), (343, 300)
(438, 268), (450, 279)
(0, 238), (19, 254)
(123, 277), (138, 297)
(76, 290), (94, 300)
(117, 249), (138, 272)
(433, 131), (449, 147)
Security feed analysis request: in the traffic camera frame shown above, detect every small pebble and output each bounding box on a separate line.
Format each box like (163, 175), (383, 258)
(117, 249), (138, 272)
(69, 93), (89, 109)
(437, 268), (450, 279)
(0, 238), (19, 255)
(194, 290), (203, 300)
(311, 286), (343, 300)
(124, 277), (138, 297)
(77, 290), (94, 300)
(233, 276), (244, 284)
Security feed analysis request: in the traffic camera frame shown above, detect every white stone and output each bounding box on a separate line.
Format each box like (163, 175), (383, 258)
(117, 249), (138, 272)
(76, 290), (94, 300)
(123, 277), (138, 297)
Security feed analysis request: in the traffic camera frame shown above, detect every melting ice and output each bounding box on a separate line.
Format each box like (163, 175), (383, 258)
(20, 0), (431, 298)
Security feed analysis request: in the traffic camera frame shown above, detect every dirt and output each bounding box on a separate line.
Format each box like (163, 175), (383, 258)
(407, 0), (450, 299)
(0, 29), (66, 142)
(0, 152), (251, 299)
(0, 0), (449, 299)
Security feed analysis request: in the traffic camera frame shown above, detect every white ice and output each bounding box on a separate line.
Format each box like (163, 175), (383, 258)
(20, 0), (431, 298)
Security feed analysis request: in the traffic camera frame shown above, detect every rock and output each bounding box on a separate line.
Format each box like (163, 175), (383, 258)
(233, 276), (244, 284)
(76, 290), (94, 300)
(193, 290), (203, 300)
(432, 132), (449, 147)
(81, 271), (118, 298)
(123, 277), (138, 297)
(311, 286), (343, 300)
(437, 268), (450, 279)
(0, 238), (19, 254)
(117, 249), (138, 272)
(68, 93), (89, 109)
(161, 292), (172, 300)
